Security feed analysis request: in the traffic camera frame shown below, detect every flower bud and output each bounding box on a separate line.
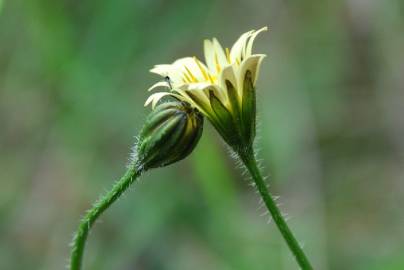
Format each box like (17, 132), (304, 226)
(136, 101), (204, 170)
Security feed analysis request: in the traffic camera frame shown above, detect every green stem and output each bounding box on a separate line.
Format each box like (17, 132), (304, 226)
(70, 162), (141, 270)
(239, 149), (313, 270)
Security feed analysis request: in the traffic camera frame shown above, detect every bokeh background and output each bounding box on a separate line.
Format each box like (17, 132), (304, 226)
(1, 0), (404, 269)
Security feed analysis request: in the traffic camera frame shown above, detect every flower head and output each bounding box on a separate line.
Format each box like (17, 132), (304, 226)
(136, 101), (203, 170)
(146, 27), (267, 152)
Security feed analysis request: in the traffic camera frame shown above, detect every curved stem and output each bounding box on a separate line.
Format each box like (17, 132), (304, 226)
(70, 162), (141, 270)
(239, 149), (313, 270)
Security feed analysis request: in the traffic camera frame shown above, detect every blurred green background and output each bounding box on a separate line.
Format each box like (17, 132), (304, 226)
(1, 0), (404, 269)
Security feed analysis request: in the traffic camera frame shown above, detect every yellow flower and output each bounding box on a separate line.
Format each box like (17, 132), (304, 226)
(146, 27), (267, 151)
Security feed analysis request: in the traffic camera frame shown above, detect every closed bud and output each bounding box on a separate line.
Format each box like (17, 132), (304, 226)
(135, 101), (204, 170)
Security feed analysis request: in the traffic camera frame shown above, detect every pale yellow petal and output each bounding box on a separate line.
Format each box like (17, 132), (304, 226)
(177, 83), (224, 113)
(204, 39), (216, 74)
(150, 64), (183, 87)
(150, 65), (172, 76)
(245, 27), (268, 57)
(172, 57), (210, 83)
(178, 82), (212, 91)
(218, 64), (239, 104)
(150, 57), (210, 87)
(174, 88), (211, 115)
(230, 30), (253, 64)
(147, 81), (170, 91)
(238, 54), (266, 89)
(193, 57), (210, 81)
(144, 92), (181, 108)
(212, 38), (228, 72)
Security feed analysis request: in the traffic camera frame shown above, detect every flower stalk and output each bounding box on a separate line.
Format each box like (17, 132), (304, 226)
(69, 101), (203, 270)
(239, 148), (313, 270)
(69, 162), (141, 270)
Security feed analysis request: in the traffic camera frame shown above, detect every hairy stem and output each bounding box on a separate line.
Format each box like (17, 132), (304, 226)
(239, 149), (313, 270)
(70, 162), (141, 270)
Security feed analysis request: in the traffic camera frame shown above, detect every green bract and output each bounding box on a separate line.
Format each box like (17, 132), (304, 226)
(208, 70), (256, 153)
(136, 101), (204, 170)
